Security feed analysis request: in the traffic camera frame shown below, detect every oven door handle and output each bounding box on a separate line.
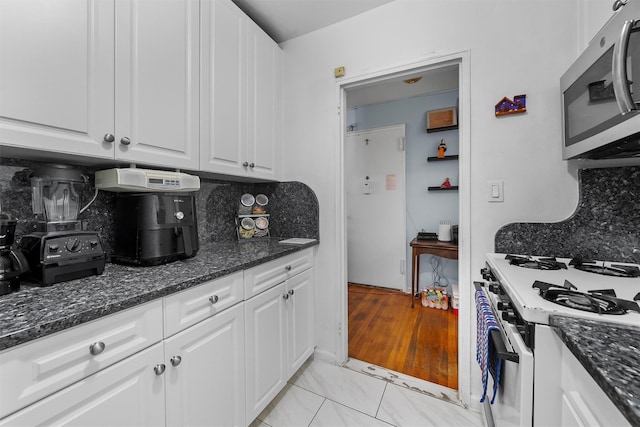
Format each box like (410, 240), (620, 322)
(490, 329), (520, 363)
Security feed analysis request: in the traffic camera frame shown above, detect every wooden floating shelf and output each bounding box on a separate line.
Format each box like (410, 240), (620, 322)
(428, 186), (459, 191)
(427, 155), (459, 162)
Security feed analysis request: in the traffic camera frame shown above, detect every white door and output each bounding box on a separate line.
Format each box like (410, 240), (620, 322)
(115, 0), (199, 169)
(164, 303), (246, 427)
(0, 344), (165, 427)
(346, 125), (406, 290)
(244, 282), (287, 423)
(200, 0), (248, 176)
(0, 0), (114, 159)
(285, 268), (314, 377)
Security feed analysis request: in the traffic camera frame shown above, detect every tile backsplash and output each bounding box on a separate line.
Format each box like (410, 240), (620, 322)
(495, 166), (640, 263)
(0, 158), (319, 260)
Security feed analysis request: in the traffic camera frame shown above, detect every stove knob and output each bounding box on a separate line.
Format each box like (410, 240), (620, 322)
(489, 283), (503, 294)
(48, 244), (59, 253)
(502, 311), (517, 324)
(66, 238), (82, 252)
(480, 267), (493, 281)
(497, 301), (511, 310)
(90, 240), (99, 249)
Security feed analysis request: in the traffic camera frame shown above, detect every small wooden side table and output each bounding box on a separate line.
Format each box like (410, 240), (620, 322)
(410, 238), (458, 308)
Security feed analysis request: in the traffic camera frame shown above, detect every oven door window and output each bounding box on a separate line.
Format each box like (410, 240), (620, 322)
(486, 323), (534, 427)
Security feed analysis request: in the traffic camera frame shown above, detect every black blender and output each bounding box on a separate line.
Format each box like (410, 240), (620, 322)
(0, 212), (29, 295)
(19, 164), (106, 286)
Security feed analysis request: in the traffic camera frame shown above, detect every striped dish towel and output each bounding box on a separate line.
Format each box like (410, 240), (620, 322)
(475, 289), (503, 404)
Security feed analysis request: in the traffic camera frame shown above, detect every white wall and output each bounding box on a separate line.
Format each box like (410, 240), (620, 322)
(279, 0), (590, 406)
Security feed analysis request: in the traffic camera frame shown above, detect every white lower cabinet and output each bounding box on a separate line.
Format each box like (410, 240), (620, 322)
(245, 266), (314, 423)
(560, 344), (630, 427)
(0, 343), (166, 426)
(164, 302), (245, 427)
(0, 250), (314, 427)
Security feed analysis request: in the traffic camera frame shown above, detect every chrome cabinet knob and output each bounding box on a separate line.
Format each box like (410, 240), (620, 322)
(283, 293), (289, 300)
(249, 162), (255, 168)
(120, 137), (131, 146)
(209, 295), (219, 304)
(103, 133), (115, 143)
(243, 161), (249, 167)
(170, 356), (182, 367)
(89, 341), (106, 356)
(288, 289), (295, 296)
(154, 364), (166, 375)
(285, 265), (292, 271)
(175, 211), (184, 220)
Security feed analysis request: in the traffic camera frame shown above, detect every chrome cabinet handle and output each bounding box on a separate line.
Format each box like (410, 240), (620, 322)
(249, 162), (255, 168)
(120, 137), (131, 146)
(288, 289), (295, 296)
(242, 161), (249, 167)
(285, 265), (292, 271)
(283, 293), (289, 300)
(89, 341), (106, 356)
(103, 133), (115, 143)
(154, 364), (166, 375)
(170, 356), (182, 367)
(209, 295), (219, 304)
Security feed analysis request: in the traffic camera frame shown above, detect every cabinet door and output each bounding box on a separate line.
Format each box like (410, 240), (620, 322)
(115, 0), (199, 169)
(0, 344), (165, 427)
(286, 268), (315, 377)
(247, 21), (282, 180)
(200, 0), (248, 175)
(0, 0), (114, 160)
(165, 303), (246, 427)
(244, 282), (287, 423)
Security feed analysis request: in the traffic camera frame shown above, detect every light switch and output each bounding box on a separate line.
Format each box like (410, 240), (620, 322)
(488, 180), (503, 202)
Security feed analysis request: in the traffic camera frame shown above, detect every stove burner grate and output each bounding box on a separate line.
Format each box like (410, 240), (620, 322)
(532, 280), (640, 315)
(569, 258), (640, 278)
(506, 255), (567, 270)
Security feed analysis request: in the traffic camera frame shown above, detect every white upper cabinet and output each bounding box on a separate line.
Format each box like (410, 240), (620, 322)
(200, 0), (282, 180)
(0, 0), (115, 160)
(0, 0), (200, 170)
(114, 0), (199, 169)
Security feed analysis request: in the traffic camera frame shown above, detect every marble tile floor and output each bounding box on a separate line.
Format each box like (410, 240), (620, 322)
(251, 357), (485, 427)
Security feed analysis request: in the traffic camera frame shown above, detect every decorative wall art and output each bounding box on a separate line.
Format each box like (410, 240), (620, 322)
(426, 106), (458, 132)
(495, 94), (527, 116)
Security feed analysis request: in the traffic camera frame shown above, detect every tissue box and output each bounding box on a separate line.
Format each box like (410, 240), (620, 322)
(421, 286), (449, 310)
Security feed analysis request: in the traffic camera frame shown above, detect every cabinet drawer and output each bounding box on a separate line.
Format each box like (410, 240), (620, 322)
(244, 249), (312, 299)
(0, 300), (163, 419)
(164, 271), (243, 337)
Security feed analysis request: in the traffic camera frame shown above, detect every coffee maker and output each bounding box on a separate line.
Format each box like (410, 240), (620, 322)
(19, 164), (106, 286)
(0, 212), (29, 295)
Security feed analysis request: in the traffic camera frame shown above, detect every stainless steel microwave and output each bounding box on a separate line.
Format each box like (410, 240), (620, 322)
(561, 0), (640, 159)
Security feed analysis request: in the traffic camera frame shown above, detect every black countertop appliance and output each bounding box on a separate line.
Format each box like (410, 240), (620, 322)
(0, 212), (29, 294)
(113, 192), (199, 266)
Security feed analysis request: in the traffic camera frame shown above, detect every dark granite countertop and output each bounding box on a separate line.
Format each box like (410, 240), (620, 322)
(550, 315), (640, 425)
(0, 238), (318, 352)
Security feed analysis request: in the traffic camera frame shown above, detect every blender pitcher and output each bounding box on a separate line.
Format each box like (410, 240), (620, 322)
(31, 164), (88, 232)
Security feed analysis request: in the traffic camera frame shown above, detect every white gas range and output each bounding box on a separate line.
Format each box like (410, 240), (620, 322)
(478, 253), (640, 427)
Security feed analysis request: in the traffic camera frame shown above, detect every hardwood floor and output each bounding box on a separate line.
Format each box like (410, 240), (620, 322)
(348, 283), (458, 389)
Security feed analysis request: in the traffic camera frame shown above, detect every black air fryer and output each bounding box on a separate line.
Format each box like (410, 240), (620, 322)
(113, 193), (199, 266)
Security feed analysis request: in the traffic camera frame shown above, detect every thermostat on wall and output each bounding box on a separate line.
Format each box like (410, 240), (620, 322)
(95, 168), (200, 192)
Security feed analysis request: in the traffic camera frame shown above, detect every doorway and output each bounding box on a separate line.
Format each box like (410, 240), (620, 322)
(339, 54), (470, 402)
